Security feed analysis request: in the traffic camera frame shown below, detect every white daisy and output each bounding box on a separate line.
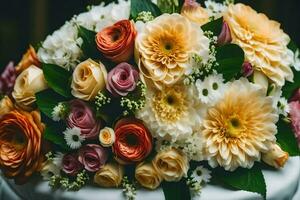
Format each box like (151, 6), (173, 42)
(277, 97), (290, 117)
(191, 166), (212, 184)
(40, 161), (61, 181)
(63, 127), (85, 149)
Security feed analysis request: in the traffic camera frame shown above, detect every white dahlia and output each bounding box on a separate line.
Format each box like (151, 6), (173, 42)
(201, 78), (278, 171)
(136, 84), (205, 142)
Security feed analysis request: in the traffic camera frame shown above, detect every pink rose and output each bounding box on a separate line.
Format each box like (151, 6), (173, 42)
(106, 63), (139, 97)
(0, 62), (16, 95)
(78, 144), (108, 172)
(289, 101), (300, 146)
(67, 100), (101, 140)
(62, 153), (83, 176)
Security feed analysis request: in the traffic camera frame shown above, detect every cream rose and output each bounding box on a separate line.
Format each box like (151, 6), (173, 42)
(262, 143), (289, 169)
(99, 127), (115, 147)
(152, 148), (189, 182)
(71, 59), (107, 101)
(135, 162), (162, 190)
(181, 0), (209, 26)
(224, 3), (294, 86)
(93, 162), (124, 187)
(12, 65), (48, 110)
(0, 96), (14, 117)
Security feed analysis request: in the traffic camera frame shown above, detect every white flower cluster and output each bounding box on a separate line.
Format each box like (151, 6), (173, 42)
(38, 21), (83, 70)
(204, 0), (228, 19)
(187, 166), (212, 197)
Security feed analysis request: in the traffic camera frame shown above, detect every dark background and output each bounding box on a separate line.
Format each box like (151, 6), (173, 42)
(0, 0), (300, 71)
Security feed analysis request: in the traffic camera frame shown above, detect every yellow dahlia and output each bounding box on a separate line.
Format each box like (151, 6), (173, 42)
(135, 13), (209, 89)
(224, 3), (294, 86)
(202, 78), (278, 171)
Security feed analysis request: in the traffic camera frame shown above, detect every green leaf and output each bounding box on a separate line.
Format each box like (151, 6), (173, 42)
(36, 89), (67, 119)
(216, 44), (245, 81)
(44, 124), (68, 150)
(276, 118), (300, 156)
(42, 63), (72, 98)
(287, 40), (298, 53)
(77, 26), (99, 59)
(282, 68), (300, 98)
(201, 17), (223, 36)
(130, 0), (162, 19)
(213, 164), (266, 199)
(162, 179), (191, 200)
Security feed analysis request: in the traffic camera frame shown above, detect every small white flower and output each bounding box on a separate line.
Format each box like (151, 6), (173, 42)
(191, 166), (212, 184)
(53, 152), (64, 168)
(204, 0), (227, 18)
(40, 161), (61, 181)
(63, 127), (85, 149)
(277, 97), (290, 117)
(293, 49), (300, 71)
(51, 103), (67, 121)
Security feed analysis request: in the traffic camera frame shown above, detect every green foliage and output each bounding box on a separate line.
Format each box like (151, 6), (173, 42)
(130, 0), (161, 19)
(77, 26), (99, 59)
(162, 179), (191, 200)
(276, 118), (300, 156)
(213, 164), (267, 199)
(44, 124), (68, 150)
(42, 63), (72, 98)
(215, 44), (245, 81)
(201, 17), (223, 36)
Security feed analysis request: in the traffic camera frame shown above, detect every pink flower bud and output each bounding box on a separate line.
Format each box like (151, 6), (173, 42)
(0, 62), (16, 95)
(217, 22), (232, 46)
(241, 61), (254, 77)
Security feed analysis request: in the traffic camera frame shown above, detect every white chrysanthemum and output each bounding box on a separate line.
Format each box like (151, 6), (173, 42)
(38, 22), (83, 70)
(277, 97), (290, 117)
(293, 49), (300, 71)
(196, 73), (226, 105)
(191, 166), (212, 183)
(204, 0), (227, 18)
(40, 161), (61, 181)
(75, 0), (130, 32)
(136, 84), (205, 142)
(63, 127), (85, 149)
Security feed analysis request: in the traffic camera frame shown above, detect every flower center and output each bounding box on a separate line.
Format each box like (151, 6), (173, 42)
(152, 86), (187, 122)
(225, 117), (242, 138)
(125, 133), (139, 147)
(72, 134), (79, 142)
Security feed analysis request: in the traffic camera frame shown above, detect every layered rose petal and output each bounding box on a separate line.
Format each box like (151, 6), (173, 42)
(96, 20), (137, 63)
(62, 153), (83, 176)
(16, 45), (40, 74)
(0, 110), (45, 184)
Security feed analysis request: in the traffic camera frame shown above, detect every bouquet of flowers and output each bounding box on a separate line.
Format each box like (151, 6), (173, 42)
(0, 0), (300, 199)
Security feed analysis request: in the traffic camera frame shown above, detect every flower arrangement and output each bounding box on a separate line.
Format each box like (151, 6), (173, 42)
(0, 0), (300, 200)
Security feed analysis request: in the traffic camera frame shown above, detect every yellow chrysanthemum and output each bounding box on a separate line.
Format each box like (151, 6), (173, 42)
(224, 3), (294, 86)
(135, 13), (209, 89)
(202, 78), (278, 171)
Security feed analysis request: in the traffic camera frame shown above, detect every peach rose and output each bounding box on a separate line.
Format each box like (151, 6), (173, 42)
(96, 20), (137, 63)
(135, 162), (162, 190)
(181, 0), (209, 26)
(12, 65), (48, 110)
(262, 143), (289, 169)
(16, 45), (40, 74)
(152, 148), (189, 182)
(0, 96), (14, 117)
(94, 162), (124, 188)
(0, 110), (45, 184)
(71, 59), (107, 101)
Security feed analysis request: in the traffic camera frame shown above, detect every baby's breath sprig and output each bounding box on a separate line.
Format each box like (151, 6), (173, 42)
(51, 102), (69, 122)
(120, 81), (146, 116)
(45, 152), (54, 162)
(122, 176), (137, 200)
(94, 91), (111, 111)
(186, 177), (202, 197)
(224, 0), (235, 6)
(136, 11), (154, 22)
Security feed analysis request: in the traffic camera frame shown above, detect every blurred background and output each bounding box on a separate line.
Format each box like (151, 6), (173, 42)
(0, 0), (300, 71)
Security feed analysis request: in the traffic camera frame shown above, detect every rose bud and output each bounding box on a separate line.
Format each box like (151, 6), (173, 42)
(78, 144), (108, 172)
(0, 110), (45, 184)
(152, 148), (189, 182)
(96, 20), (137, 63)
(15, 45), (40, 74)
(288, 101), (300, 146)
(217, 21), (232, 46)
(67, 100), (101, 140)
(106, 62), (139, 96)
(94, 162), (124, 188)
(71, 59), (107, 101)
(289, 88), (300, 102)
(135, 162), (162, 190)
(99, 127), (115, 147)
(241, 61), (254, 77)
(0, 96), (14, 117)
(0, 62), (16, 95)
(112, 118), (153, 164)
(62, 153), (83, 176)
(12, 65), (48, 111)
(262, 143), (289, 169)
(181, 0), (209, 26)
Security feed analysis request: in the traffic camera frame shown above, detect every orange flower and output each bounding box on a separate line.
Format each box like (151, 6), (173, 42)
(16, 45), (40, 74)
(0, 110), (45, 184)
(96, 20), (137, 63)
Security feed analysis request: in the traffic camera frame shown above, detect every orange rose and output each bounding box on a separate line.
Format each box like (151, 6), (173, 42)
(96, 20), (137, 63)
(16, 45), (40, 74)
(112, 118), (152, 164)
(0, 110), (45, 184)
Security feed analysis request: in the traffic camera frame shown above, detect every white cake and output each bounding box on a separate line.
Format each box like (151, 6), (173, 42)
(1, 157), (299, 200)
